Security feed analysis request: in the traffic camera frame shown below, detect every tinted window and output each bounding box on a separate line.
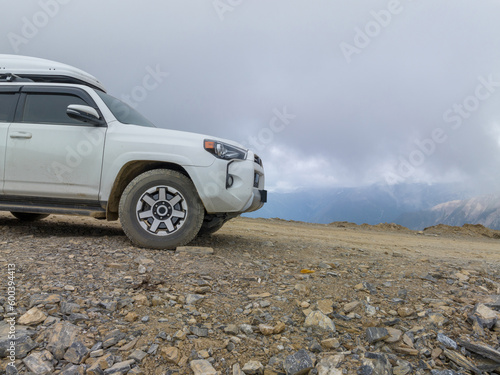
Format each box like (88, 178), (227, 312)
(22, 93), (88, 125)
(96, 90), (156, 128)
(0, 93), (18, 122)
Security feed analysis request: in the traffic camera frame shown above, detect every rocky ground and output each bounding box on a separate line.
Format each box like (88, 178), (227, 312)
(0, 213), (499, 375)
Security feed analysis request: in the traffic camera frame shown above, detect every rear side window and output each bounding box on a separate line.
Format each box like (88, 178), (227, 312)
(0, 92), (18, 122)
(22, 93), (88, 125)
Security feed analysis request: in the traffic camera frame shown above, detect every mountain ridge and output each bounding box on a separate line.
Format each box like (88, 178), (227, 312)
(246, 184), (500, 230)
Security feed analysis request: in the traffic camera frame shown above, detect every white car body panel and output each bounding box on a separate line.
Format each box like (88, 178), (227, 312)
(4, 122), (106, 199)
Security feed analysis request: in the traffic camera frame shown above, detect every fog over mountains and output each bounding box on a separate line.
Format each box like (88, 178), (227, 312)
(246, 184), (500, 230)
(397, 194), (500, 230)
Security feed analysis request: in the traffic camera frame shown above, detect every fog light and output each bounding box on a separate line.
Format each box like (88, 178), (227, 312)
(226, 175), (234, 188)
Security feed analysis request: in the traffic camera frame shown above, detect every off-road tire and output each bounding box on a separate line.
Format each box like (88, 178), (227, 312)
(119, 169), (204, 250)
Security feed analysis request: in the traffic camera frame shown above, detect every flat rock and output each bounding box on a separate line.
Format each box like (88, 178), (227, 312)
(242, 360), (264, 375)
(60, 301), (81, 315)
(273, 321), (286, 334)
(240, 324), (253, 335)
(64, 340), (89, 364)
(259, 324), (275, 336)
(224, 324), (239, 335)
(437, 333), (457, 350)
(233, 363), (245, 375)
(317, 299), (334, 315)
(191, 359), (217, 375)
(190, 325), (209, 337)
(483, 295), (500, 308)
(176, 246), (214, 255)
(91, 353), (115, 371)
(316, 355), (343, 375)
(102, 329), (126, 349)
(46, 321), (80, 360)
(473, 304), (498, 329)
(457, 339), (500, 363)
(321, 338), (341, 349)
(186, 294), (205, 305)
(128, 349), (147, 362)
(103, 359), (134, 374)
(344, 301), (361, 313)
(364, 353), (392, 375)
(304, 310), (336, 332)
(64, 341), (90, 365)
(161, 346), (180, 365)
(284, 349), (314, 375)
(366, 327), (390, 344)
(384, 328), (403, 343)
(29, 294), (61, 308)
(22, 350), (54, 375)
(60, 364), (86, 375)
(18, 307), (47, 326)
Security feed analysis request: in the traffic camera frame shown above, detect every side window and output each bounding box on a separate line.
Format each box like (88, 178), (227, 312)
(22, 93), (88, 125)
(0, 92), (18, 122)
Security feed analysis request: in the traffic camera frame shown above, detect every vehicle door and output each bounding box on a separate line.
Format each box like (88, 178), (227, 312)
(0, 86), (21, 194)
(3, 86), (107, 201)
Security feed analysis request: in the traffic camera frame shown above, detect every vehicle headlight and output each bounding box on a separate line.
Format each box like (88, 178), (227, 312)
(204, 140), (247, 160)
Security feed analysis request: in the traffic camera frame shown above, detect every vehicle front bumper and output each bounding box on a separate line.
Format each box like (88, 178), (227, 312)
(186, 151), (267, 214)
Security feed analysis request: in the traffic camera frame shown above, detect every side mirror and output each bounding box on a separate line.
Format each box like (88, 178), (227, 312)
(67, 105), (103, 126)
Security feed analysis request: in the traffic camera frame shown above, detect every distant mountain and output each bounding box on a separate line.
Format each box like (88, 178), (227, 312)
(397, 194), (500, 230)
(245, 183), (476, 225)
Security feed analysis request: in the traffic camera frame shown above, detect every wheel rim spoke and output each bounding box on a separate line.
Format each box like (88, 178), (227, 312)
(158, 187), (167, 201)
(150, 219), (161, 233)
(142, 194), (156, 207)
(138, 210), (153, 220)
(165, 218), (175, 232)
(169, 195), (182, 206)
(171, 209), (186, 219)
(136, 185), (188, 237)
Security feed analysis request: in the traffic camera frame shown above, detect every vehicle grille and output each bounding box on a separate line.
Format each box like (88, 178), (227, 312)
(254, 154), (263, 167)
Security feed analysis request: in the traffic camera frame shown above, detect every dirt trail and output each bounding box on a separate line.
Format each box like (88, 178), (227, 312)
(0, 214), (499, 374)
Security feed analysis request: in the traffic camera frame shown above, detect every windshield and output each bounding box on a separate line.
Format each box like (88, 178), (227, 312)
(96, 90), (156, 128)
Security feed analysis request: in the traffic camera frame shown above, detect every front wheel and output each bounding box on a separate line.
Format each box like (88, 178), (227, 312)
(119, 169), (204, 250)
(11, 212), (50, 222)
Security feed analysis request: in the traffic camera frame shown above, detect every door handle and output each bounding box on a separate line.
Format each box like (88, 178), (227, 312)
(10, 132), (32, 139)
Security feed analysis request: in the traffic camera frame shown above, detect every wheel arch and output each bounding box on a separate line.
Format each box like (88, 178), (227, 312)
(105, 161), (192, 221)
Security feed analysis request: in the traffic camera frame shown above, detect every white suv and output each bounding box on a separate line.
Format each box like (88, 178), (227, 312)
(0, 55), (266, 249)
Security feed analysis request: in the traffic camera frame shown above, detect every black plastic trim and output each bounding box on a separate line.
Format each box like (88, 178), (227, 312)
(0, 196), (105, 217)
(0, 87), (21, 123)
(15, 86), (106, 127)
(259, 190), (268, 203)
(13, 74), (105, 92)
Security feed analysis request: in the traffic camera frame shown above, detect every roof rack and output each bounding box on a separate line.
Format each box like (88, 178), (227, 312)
(0, 55), (106, 92)
(0, 73), (34, 83)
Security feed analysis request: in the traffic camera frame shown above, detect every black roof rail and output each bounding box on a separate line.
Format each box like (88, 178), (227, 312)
(0, 73), (34, 83)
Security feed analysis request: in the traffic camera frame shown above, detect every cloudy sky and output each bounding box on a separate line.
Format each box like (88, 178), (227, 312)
(2, 0), (500, 194)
